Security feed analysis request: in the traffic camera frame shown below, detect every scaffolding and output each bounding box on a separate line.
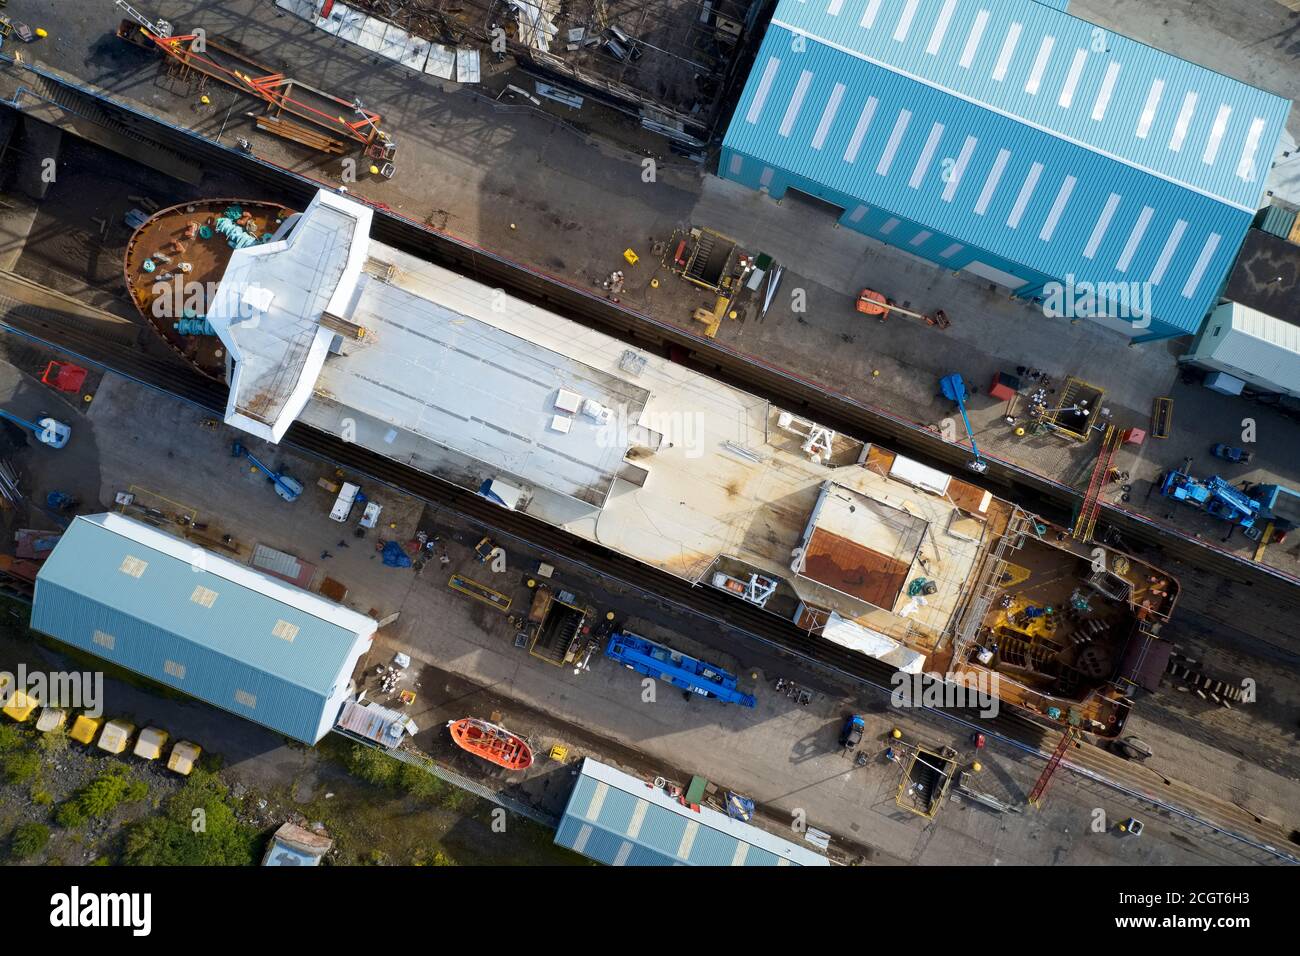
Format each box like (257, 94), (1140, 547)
(347, 0), (758, 137)
(945, 506), (1037, 672)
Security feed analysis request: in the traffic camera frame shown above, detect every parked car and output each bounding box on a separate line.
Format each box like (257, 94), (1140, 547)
(1211, 443), (1252, 464)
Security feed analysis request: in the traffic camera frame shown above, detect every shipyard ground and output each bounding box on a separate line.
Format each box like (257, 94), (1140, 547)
(2, 0), (1298, 581)
(0, 338), (1294, 865)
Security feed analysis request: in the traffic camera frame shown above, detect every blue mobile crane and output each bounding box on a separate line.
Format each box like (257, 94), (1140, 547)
(605, 631), (756, 707)
(1159, 464), (1261, 536)
(939, 373), (988, 474)
(0, 409), (70, 449)
(231, 441), (303, 502)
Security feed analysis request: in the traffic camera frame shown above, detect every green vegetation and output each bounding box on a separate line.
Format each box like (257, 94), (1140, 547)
(122, 769), (256, 866)
(54, 765), (148, 827)
(1, 750), (40, 785)
(9, 822), (50, 861)
(0, 723), (25, 753)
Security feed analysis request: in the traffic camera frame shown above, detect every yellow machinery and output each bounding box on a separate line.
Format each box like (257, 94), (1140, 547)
(69, 714), (102, 745)
(167, 740), (202, 776)
(895, 744), (956, 818)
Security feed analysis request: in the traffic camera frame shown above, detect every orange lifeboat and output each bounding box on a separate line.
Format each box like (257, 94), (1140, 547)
(447, 718), (533, 771)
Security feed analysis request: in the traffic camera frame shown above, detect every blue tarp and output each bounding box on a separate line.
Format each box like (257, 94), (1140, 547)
(381, 541), (412, 568)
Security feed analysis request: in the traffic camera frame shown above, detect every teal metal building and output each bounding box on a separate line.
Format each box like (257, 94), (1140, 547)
(554, 758), (829, 865)
(31, 513), (376, 744)
(720, 0), (1290, 342)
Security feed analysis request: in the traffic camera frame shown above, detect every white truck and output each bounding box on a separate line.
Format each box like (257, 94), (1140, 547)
(330, 482), (360, 522)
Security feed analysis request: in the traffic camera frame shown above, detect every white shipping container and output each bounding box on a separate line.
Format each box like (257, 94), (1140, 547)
(1187, 303), (1300, 398)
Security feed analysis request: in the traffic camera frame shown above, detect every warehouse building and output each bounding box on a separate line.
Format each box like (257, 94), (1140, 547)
(31, 513), (376, 744)
(720, 0), (1290, 342)
(554, 758), (829, 865)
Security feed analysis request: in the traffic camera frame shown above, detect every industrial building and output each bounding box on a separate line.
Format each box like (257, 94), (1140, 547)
(719, 0), (1290, 342)
(30, 513), (376, 745)
(173, 185), (1178, 736)
(554, 758), (829, 865)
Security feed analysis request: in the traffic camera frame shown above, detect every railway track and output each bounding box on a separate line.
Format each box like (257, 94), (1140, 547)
(1, 301), (1294, 864)
(0, 62), (1295, 861)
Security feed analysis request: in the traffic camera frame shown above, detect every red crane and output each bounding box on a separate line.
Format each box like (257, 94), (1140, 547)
(1028, 726), (1081, 806)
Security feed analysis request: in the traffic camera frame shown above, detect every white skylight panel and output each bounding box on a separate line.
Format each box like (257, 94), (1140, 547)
(1059, 49), (1087, 109)
(1007, 161), (1043, 228)
(974, 148), (1010, 215)
(910, 122), (946, 188)
(1150, 219), (1187, 285)
(894, 0), (921, 42)
(959, 10), (989, 69)
(1083, 193), (1121, 259)
(1136, 79), (1164, 138)
(877, 109), (912, 176)
(861, 0), (883, 29)
(1169, 91), (1198, 152)
(1039, 175), (1076, 241)
(1092, 62), (1121, 121)
(1025, 36), (1055, 95)
(1181, 232), (1221, 299)
(779, 70), (813, 137)
(746, 57), (781, 124)
(942, 136), (978, 201)
(1202, 104), (1232, 165)
(1116, 206), (1154, 272)
(1238, 117), (1267, 181)
(844, 96), (879, 163)
(927, 0), (958, 56)
(811, 83), (846, 150)
(993, 24), (1022, 82)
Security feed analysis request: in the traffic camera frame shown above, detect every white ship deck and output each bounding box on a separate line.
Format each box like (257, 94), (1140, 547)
(214, 190), (1010, 649)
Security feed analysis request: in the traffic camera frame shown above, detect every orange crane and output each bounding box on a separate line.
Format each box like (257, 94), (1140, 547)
(115, 1), (386, 150)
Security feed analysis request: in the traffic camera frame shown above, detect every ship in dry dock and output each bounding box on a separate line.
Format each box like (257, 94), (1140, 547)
(119, 188), (1180, 738)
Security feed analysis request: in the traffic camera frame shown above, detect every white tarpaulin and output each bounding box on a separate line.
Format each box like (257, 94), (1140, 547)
(317, 2), (362, 39)
(510, 0), (560, 53)
(354, 14), (389, 52)
(456, 48), (481, 84)
(822, 612), (926, 674)
(888, 453), (951, 497)
(378, 22), (430, 71)
(276, 0), (323, 19)
(424, 43), (456, 79)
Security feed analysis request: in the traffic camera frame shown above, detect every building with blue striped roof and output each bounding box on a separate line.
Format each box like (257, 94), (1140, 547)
(720, 0), (1290, 342)
(31, 513), (376, 744)
(554, 758), (829, 865)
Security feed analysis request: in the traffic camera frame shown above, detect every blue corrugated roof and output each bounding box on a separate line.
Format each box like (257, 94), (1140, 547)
(554, 758), (829, 866)
(723, 0), (1290, 335)
(31, 514), (373, 743)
